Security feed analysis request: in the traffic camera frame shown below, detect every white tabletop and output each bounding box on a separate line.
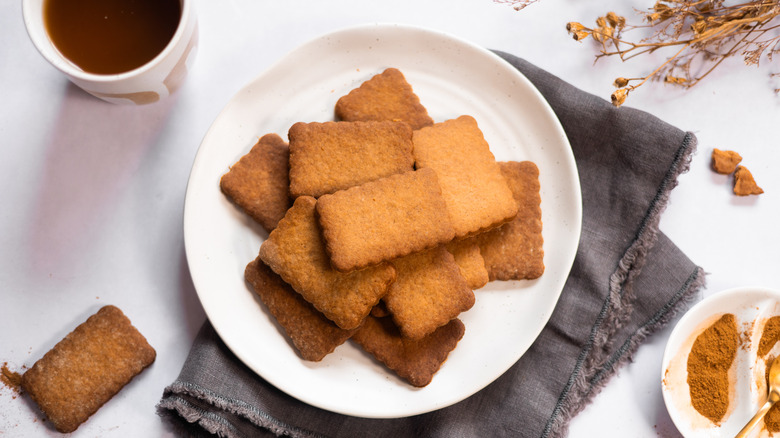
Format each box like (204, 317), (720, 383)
(1, 1), (778, 437)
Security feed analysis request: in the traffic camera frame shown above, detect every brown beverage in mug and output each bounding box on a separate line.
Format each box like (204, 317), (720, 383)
(43, 0), (181, 75)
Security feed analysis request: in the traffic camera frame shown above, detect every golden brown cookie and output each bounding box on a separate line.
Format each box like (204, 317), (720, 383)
(384, 246), (474, 340)
(711, 148), (742, 175)
(316, 168), (456, 272)
(412, 115), (518, 238)
(258, 196), (396, 330)
(335, 68), (434, 131)
(445, 239), (489, 290)
(734, 165), (764, 196)
(220, 133), (291, 233)
(245, 257), (357, 361)
(288, 120), (414, 198)
(21, 306), (156, 433)
(472, 161), (544, 281)
(351, 316), (465, 387)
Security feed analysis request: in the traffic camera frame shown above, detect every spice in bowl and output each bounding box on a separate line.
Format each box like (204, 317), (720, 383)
(687, 313), (738, 424)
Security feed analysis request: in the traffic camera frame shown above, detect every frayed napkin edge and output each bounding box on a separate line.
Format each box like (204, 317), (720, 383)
(542, 132), (706, 438)
(157, 380), (323, 438)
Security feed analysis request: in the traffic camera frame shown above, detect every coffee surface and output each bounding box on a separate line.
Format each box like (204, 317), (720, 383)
(44, 0), (181, 75)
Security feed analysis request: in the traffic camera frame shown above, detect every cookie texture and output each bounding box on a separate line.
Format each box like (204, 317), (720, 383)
(412, 115), (518, 238)
(384, 247), (475, 340)
(351, 316), (465, 387)
(258, 196), (396, 330)
(734, 165), (764, 196)
(288, 120), (414, 198)
(21, 306), (156, 433)
(220, 133), (291, 233)
(445, 239), (489, 290)
(711, 148), (742, 175)
(245, 257), (357, 361)
(316, 168), (456, 272)
(472, 161), (544, 281)
(335, 68), (434, 131)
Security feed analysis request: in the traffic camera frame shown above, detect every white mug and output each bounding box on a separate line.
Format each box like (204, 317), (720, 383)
(22, 0), (198, 105)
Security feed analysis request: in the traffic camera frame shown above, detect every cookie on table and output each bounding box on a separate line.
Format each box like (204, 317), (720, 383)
(711, 148), (742, 175)
(734, 165), (764, 196)
(445, 239), (489, 290)
(21, 305), (156, 433)
(220, 133), (291, 233)
(316, 168), (456, 272)
(288, 120), (414, 198)
(258, 196), (396, 330)
(245, 257), (357, 361)
(412, 115), (517, 238)
(472, 161), (544, 281)
(351, 316), (465, 388)
(384, 246), (474, 340)
(335, 68), (434, 131)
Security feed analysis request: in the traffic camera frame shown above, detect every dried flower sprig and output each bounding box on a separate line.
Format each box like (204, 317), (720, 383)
(563, 1), (780, 106)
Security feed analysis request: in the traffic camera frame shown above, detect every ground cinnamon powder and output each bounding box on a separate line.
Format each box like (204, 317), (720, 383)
(759, 317), (780, 357)
(759, 317), (780, 432)
(1, 362), (23, 398)
(687, 313), (738, 424)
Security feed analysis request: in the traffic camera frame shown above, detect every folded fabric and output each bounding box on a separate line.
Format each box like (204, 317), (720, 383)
(158, 51), (705, 438)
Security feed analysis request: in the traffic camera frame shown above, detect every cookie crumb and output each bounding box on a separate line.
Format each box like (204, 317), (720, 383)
(1, 362), (23, 397)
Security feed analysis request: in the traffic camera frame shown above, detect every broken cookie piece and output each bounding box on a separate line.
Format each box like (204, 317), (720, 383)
(711, 148), (742, 175)
(734, 165), (764, 196)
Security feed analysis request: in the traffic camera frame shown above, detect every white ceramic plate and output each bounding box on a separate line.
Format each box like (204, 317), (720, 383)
(183, 23), (581, 418)
(662, 287), (780, 437)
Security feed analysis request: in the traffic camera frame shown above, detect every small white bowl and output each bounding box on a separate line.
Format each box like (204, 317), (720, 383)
(662, 287), (780, 437)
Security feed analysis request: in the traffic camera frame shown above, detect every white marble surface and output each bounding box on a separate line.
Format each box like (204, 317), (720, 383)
(1, 1), (778, 436)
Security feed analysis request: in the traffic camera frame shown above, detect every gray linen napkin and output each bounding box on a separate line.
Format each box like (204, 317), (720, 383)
(158, 52), (705, 438)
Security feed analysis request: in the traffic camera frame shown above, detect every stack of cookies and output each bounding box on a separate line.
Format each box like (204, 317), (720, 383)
(221, 68), (544, 387)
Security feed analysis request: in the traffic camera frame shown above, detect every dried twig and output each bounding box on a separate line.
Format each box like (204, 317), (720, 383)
(501, 1), (780, 106)
(567, 1), (780, 106)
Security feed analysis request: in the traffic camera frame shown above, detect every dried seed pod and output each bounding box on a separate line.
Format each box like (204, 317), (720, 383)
(611, 88), (628, 107)
(613, 77), (630, 88)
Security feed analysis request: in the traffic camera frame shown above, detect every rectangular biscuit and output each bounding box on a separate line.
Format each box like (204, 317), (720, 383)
(472, 161), (544, 280)
(21, 306), (156, 433)
(245, 257), (357, 361)
(316, 168), (456, 272)
(288, 120), (414, 198)
(384, 246), (474, 340)
(220, 133), (291, 233)
(351, 316), (465, 387)
(258, 196), (396, 330)
(412, 115), (518, 238)
(335, 68), (434, 131)
(445, 239), (489, 290)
